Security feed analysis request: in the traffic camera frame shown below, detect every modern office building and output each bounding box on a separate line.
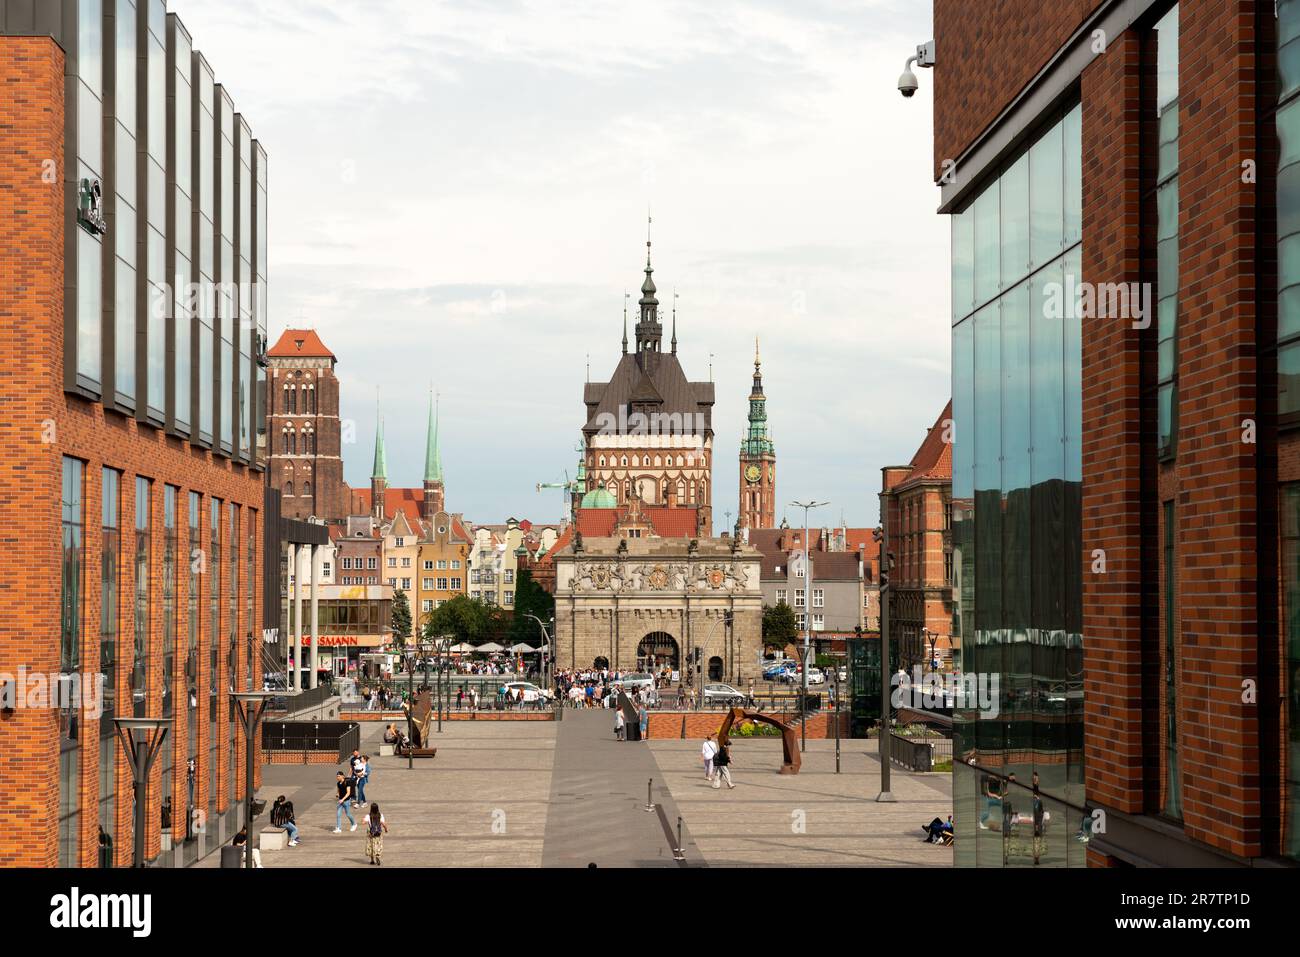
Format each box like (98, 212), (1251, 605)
(0, 0), (268, 867)
(936, 0), (1297, 866)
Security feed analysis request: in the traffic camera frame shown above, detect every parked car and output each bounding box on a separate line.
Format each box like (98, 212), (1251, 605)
(805, 668), (825, 685)
(504, 681), (553, 701)
(763, 664), (794, 680)
(620, 672), (655, 690)
(702, 683), (747, 707)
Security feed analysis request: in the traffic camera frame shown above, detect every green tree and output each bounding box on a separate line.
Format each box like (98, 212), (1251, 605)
(509, 569), (555, 646)
(390, 589), (413, 648)
(763, 601), (799, 650)
(424, 593), (489, 646)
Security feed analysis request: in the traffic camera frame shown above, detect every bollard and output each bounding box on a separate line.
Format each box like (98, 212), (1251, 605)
(645, 777), (655, 812)
(673, 816), (685, 862)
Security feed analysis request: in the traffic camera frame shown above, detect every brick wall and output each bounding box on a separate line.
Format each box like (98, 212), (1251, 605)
(646, 710), (849, 740)
(934, 0), (1103, 178)
(0, 35), (265, 867)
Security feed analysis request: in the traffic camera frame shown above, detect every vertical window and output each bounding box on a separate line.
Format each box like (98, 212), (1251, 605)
(1281, 485), (1300, 860)
(1163, 500), (1181, 819)
(246, 513), (256, 693)
(144, 2), (166, 419)
(187, 491), (200, 832)
(1154, 6), (1180, 454)
(114, 0), (138, 408)
(133, 477), (151, 717)
(59, 457), (85, 867)
(208, 497), (219, 826)
(158, 485), (176, 845)
(1279, 0), (1300, 416)
(99, 468), (120, 859)
(73, 0), (104, 391)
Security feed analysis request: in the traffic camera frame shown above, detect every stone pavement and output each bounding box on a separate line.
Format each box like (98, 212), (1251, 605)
(647, 736), (954, 867)
(251, 720), (555, 868)
(217, 714), (952, 868)
(541, 709), (697, 868)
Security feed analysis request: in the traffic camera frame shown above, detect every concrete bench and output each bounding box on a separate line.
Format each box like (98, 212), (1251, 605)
(259, 827), (288, 851)
(379, 744), (395, 757)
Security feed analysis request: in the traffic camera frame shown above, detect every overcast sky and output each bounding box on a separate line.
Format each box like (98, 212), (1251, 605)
(171, 0), (949, 529)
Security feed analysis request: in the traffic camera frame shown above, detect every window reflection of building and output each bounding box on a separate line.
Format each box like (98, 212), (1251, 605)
(950, 101), (1085, 867)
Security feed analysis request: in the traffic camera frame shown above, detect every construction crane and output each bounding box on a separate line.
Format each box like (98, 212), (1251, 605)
(536, 442), (586, 523)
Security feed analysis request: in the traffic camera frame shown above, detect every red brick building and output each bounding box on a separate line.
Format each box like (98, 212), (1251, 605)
(934, 0), (1298, 865)
(267, 329), (347, 522)
(879, 401), (953, 671)
(1, 2), (267, 867)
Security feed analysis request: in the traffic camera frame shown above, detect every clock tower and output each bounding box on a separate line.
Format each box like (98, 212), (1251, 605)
(738, 339), (776, 531)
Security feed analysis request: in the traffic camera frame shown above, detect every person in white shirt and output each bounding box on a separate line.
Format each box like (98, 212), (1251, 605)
(702, 734), (719, 781)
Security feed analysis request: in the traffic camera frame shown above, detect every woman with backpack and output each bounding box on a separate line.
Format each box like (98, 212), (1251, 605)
(363, 802), (388, 865)
(712, 741), (735, 789)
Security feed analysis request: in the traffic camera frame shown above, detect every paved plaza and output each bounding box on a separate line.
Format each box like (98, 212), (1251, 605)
(241, 711), (952, 868)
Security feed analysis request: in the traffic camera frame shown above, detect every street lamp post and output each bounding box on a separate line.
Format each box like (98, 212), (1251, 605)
(405, 647), (417, 771)
(114, 716), (172, 868)
(694, 611), (734, 705)
(523, 613), (553, 694)
(790, 500), (829, 752)
(232, 691), (277, 869)
(833, 668), (841, 773)
(875, 525), (896, 803)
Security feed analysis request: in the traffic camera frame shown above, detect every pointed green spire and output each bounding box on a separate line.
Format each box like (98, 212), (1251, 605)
(372, 398), (387, 480)
(424, 390), (443, 484)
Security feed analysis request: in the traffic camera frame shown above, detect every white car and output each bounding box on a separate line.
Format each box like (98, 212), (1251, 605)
(702, 683), (746, 707)
(504, 681), (553, 701)
(619, 672), (655, 690)
(805, 668), (825, 685)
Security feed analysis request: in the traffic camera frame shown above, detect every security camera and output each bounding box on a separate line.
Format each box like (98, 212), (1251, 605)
(897, 40), (935, 99)
(898, 63), (919, 98)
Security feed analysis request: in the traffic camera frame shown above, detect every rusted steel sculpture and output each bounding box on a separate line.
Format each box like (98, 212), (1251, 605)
(717, 707), (801, 774)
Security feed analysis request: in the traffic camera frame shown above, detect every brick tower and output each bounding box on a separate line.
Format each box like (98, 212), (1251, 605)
(267, 329), (347, 521)
(738, 338), (776, 531)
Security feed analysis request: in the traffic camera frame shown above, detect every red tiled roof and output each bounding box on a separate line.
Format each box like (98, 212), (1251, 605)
(268, 328), (336, 359)
(349, 486), (426, 524)
(901, 400), (953, 486)
(536, 505), (701, 565)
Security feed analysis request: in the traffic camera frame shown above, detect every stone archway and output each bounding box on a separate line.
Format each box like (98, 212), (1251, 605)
(637, 632), (679, 671)
(708, 656), (723, 681)
(593, 656), (609, 671)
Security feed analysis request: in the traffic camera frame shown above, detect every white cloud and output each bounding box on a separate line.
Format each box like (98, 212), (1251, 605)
(170, 0), (948, 527)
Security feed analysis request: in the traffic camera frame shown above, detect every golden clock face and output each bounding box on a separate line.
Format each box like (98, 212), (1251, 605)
(745, 464), (761, 484)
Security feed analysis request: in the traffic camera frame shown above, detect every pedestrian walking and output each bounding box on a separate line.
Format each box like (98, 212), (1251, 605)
(355, 754), (371, 804)
(702, 734), (718, 781)
(348, 749), (365, 806)
(712, 741), (736, 789)
(363, 802), (388, 865)
(614, 708), (626, 741)
(333, 771), (357, 833)
(638, 704), (649, 739)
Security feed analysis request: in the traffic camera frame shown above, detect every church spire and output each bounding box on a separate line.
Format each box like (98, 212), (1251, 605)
(671, 290), (678, 355)
(622, 291), (629, 355)
(635, 216), (662, 355)
(371, 395), (387, 480)
(424, 390), (443, 484)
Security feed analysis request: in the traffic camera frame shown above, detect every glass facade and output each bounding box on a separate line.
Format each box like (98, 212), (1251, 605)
(169, 16), (192, 434)
(1282, 1), (1300, 417)
(99, 468), (120, 863)
(218, 91), (235, 455)
(1154, 7), (1179, 453)
(208, 498), (220, 832)
(73, 0), (104, 392)
(143, 0), (167, 421)
(133, 476), (151, 718)
(59, 458), (86, 867)
(950, 102), (1084, 866)
(112, 0), (137, 407)
(186, 490), (200, 864)
(1283, 487), (1300, 859)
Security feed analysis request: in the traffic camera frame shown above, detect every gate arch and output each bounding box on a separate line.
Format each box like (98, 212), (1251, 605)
(637, 632), (679, 671)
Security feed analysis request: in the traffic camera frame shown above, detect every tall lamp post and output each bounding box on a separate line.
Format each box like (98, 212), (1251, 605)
(231, 691), (277, 869)
(790, 500), (829, 752)
(694, 611), (734, 705)
(432, 637), (449, 733)
(875, 525), (896, 802)
(114, 716), (172, 868)
(523, 613), (553, 693)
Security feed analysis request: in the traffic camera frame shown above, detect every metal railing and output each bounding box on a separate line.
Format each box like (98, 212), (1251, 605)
(264, 682), (335, 717)
(262, 720), (360, 764)
(888, 732), (953, 772)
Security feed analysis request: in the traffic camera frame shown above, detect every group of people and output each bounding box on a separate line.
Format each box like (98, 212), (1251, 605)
(700, 734), (736, 789)
(361, 686), (403, 711)
(334, 749), (389, 864)
(612, 701), (650, 740)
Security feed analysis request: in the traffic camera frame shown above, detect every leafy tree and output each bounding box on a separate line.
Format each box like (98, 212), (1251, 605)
(509, 569), (555, 646)
(390, 589), (413, 648)
(424, 593), (489, 646)
(763, 601), (799, 650)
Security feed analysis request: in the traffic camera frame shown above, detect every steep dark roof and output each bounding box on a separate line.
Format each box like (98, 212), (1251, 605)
(583, 352), (714, 436)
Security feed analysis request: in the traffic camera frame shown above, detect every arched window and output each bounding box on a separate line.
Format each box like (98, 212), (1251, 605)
(284, 480), (294, 497)
(661, 480), (669, 502)
(623, 479), (631, 502)
(621, 455), (628, 468)
(688, 481), (696, 504)
(632, 455), (640, 468)
(677, 479), (685, 501)
(654, 455), (661, 467)
(700, 478), (708, 502)
(303, 480), (312, 497)
(599, 455), (606, 468)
